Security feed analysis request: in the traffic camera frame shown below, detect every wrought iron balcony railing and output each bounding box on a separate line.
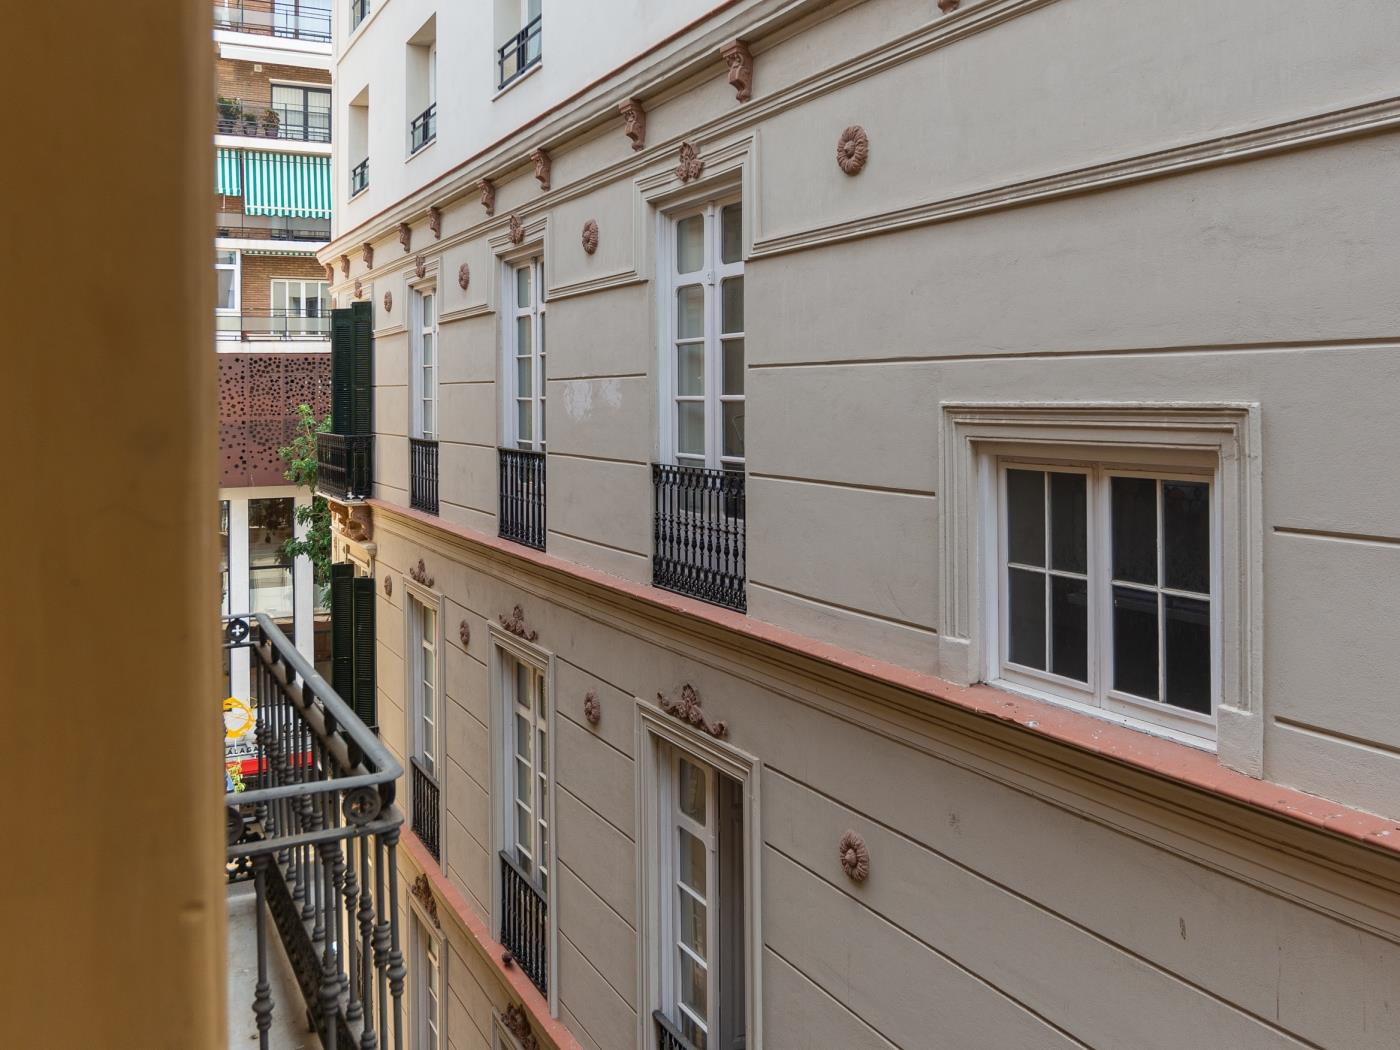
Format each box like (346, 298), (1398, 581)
(498, 447), (546, 550)
(409, 438), (439, 514)
(409, 103), (436, 154)
(223, 612), (403, 1050)
(214, 1), (332, 42)
(216, 216), (331, 243)
(317, 432), (373, 502)
(216, 96), (332, 143)
(499, 851), (547, 995)
(652, 463), (747, 611)
(410, 757), (440, 863)
(654, 1010), (702, 1050)
(351, 157), (369, 196)
(496, 14), (542, 90)
(216, 309), (331, 341)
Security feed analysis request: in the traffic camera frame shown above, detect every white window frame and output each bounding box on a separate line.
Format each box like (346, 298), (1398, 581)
(637, 700), (762, 1050)
(504, 255), (546, 451)
(408, 898), (446, 1050)
(992, 456), (1220, 744)
(270, 277), (331, 333)
(405, 584), (445, 854)
(411, 285), (438, 440)
(487, 624), (557, 1011)
(658, 196), (745, 471)
(938, 402), (1263, 771)
(216, 249), (240, 313)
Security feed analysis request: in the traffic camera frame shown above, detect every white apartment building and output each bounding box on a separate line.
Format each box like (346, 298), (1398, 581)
(314, 2), (1400, 1048)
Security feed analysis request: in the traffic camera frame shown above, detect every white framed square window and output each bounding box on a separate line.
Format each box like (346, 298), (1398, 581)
(408, 902), (446, 1050)
(659, 197), (745, 471)
(939, 403), (1262, 769)
(637, 700), (761, 1050)
(411, 286), (438, 439)
(505, 256), (546, 451)
(216, 249), (239, 312)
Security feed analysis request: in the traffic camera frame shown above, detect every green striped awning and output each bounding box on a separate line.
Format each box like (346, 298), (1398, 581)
(216, 148), (241, 195)
(242, 151), (331, 219)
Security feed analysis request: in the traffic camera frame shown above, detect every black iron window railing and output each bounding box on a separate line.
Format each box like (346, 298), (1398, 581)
(409, 438), (439, 514)
(498, 448), (546, 550)
(216, 96), (331, 142)
(410, 757), (440, 863)
(652, 463), (747, 611)
(654, 1010), (702, 1050)
(216, 217), (331, 242)
(216, 309), (331, 341)
(350, 0), (369, 30)
(409, 103), (436, 154)
(214, 1), (332, 42)
(496, 14), (542, 90)
(351, 157), (369, 196)
(223, 613), (403, 1050)
(499, 851), (547, 995)
(317, 433), (374, 502)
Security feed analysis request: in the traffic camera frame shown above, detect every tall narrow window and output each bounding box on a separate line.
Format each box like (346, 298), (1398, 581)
(509, 257), (546, 451)
(408, 595), (441, 861)
(997, 461), (1217, 740)
(407, 18), (437, 154)
(506, 655), (548, 888)
(216, 249), (239, 312)
(669, 199), (744, 471)
(411, 912), (444, 1050)
(413, 289), (437, 439)
(656, 743), (746, 1050)
(248, 497), (295, 640)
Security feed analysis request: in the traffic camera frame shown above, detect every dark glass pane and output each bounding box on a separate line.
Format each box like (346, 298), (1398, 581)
(1050, 575), (1088, 683)
(1006, 469), (1045, 567)
(1112, 585), (1159, 700)
(1007, 568), (1046, 670)
(1163, 481), (1210, 594)
(1112, 476), (1157, 584)
(1165, 594), (1212, 714)
(1049, 472), (1087, 573)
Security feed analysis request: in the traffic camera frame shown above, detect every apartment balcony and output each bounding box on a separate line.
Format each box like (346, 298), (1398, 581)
(317, 433), (373, 502)
(408, 103), (436, 155)
(216, 215), (331, 244)
(654, 1010), (703, 1050)
(498, 448), (546, 550)
(410, 756), (440, 863)
(496, 14), (542, 90)
(350, 157), (369, 197)
(223, 612), (403, 1049)
(217, 308), (331, 342)
(652, 463), (747, 611)
(409, 438), (439, 514)
(499, 851), (547, 995)
(214, 1), (331, 42)
(216, 97), (331, 143)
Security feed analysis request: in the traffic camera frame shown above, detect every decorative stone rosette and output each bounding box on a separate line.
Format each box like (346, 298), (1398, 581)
(837, 125), (869, 175)
(581, 219), (599, 255)
(839, 830), (870, 882)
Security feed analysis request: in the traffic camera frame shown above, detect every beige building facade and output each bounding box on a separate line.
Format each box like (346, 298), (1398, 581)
(319, 2), (1400, 1047)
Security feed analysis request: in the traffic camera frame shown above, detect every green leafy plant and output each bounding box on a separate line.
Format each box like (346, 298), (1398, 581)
(277, 404), (332, 587)
(217, 96), (243, 123)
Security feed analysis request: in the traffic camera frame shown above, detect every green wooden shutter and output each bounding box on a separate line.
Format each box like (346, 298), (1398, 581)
(350, 300), (374, 435)
(330, 307), (353, 433)
(330, 562), (354, 703)
(351, 574), (377, 729)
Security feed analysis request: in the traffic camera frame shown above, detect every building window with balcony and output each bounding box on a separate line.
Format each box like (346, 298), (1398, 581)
(216, 249), (239, 312)
(270, 277), (330, 338)
(495, 0), (542, 90)
(410, 287), (439, 513)
(349, 89), (370, 196)
(407, 19), (437, 155)
(410, 906), (445, 1050)
(653, 197), (746, 611)
(270, 84), (331, 142)
(499, 256), (546, 549)
(493, 642), (551, 996)
(407, 591), (442, 862)
(641, 706), (756, 1050)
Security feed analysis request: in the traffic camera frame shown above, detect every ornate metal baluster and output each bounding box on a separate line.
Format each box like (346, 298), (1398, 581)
(252, 855), (274, 1050)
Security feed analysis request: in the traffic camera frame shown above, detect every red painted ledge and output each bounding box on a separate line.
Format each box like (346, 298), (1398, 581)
(403, 832), (584, 1050)
(375, 499), (1400, 860)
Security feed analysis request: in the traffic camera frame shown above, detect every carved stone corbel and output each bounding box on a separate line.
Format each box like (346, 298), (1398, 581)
(657, 684), (727, 738)
(501, 1004), (537, 1050)
(408, 559), (434, 588)
(675, 141), (704, 183)
(398, 222), (412, 252)
(479, 178), (496, 216)
(721, 40), (753, 102)
(409, 873), (440, 927)
(340, 254), (350, 276)
(428, 205), (442, 238)
(361, 242), (374, 267)
(324, 262), (335, 281)
(508, 214), (524, 245)
(531, 148), (551, 192)
(618, 98), (646, 151)
(332, 503), (373, 543)
(498, 605), (537, 641)
(414, 254), (426, 279)
(938, 0), (960, 12)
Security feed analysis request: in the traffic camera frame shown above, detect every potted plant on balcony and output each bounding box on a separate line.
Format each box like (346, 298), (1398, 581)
(216, 96), (243, 133)
(261, 108), (281, 137)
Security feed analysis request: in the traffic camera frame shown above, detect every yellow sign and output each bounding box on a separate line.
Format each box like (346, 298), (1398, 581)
(223, 696), (255, 740)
